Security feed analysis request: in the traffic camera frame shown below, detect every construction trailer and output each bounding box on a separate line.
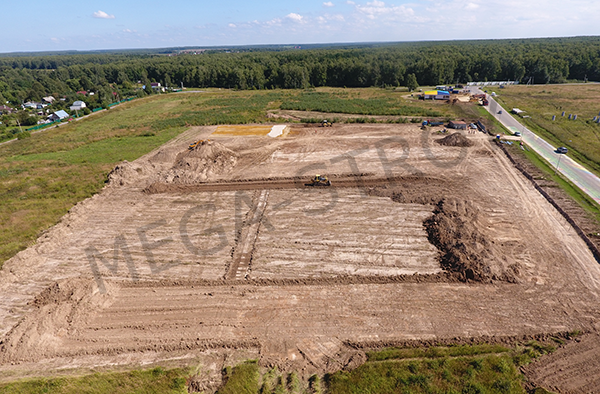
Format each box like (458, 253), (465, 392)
(448, 120), (467, 130)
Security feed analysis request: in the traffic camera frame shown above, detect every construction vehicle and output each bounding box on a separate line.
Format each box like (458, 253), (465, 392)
(319, 120), (333, 127)
(306, 174), (331, 186)
(188, 139), (209, 150)
(423, 120), (444, 126)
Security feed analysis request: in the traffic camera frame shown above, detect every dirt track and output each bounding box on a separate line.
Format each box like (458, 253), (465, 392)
(1, 123), (600, 391)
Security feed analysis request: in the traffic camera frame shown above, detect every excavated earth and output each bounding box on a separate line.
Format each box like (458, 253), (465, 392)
(1, 123), (600, 392)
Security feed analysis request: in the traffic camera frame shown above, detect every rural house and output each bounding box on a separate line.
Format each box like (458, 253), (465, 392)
(48, 110), (69, 121)
(70, 100), (86, 111)
(0, 105), (13, 114)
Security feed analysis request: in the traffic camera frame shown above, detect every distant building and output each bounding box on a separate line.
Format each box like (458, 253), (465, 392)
(42, 96), (55, 104)
(23, 102), (38, 109)
(48, 110), (70, 121)
(423, 90), (451, 100)
(151, 82), (165, 92)
(70, 100), (87, 111)
(76, 91), (88, 95)
(0, 105), (13, 114)
(449, 120), (467, 130)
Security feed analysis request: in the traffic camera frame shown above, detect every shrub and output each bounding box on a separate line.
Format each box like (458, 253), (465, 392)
(17, 131), (31, 140)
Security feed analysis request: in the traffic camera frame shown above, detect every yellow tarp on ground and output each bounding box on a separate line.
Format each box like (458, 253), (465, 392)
(212, 125), (289, 137)
(213, 125), (273, 136)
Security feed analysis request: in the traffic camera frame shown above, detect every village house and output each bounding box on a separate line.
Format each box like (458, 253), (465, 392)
(47, 110), (70, 122)
(0, 105), (14, 114)
(70, 100), (87, 111)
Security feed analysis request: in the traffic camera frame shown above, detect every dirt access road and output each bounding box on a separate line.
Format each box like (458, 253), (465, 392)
(1, 123), (600, 391)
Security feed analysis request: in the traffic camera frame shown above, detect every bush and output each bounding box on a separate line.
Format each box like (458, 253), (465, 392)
(17, 131), (31, 140)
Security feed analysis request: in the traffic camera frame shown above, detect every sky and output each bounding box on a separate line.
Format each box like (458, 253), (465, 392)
(2, 0), (599, 53)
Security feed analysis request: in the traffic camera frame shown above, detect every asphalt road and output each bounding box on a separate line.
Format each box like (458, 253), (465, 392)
(468, 86), (600, 205)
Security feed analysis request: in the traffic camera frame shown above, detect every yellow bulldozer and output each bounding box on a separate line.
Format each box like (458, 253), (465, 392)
(319, 120), (333, 127)
(306, 174), (331, 186)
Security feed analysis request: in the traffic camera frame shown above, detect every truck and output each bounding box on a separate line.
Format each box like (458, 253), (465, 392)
(422, 120), (444, 126)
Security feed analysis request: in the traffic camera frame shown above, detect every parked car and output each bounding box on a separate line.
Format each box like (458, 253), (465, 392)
(514, 131), (521, 136)
(556, 147), (568, 154)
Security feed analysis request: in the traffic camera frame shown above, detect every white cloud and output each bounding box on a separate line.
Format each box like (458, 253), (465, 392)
(123, 29), (136, 33)
(346, 0), (355, 4)
(229, 23), (237, 28)
(93, 10), (115, 19)
(265, 18), (283, 26)
(286, 13), (304, 22)
(356, 1), (415, 21)
(465, 2), (479, 10)
(323, 1), (335, 6)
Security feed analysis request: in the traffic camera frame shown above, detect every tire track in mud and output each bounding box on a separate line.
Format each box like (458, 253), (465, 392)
(226, 190), (270, 280)
(144, 175), (440, 194)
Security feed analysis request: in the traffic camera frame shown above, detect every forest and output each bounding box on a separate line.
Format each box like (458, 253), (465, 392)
(1, 36), (600, 108)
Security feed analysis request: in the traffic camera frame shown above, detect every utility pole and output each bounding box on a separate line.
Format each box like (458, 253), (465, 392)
(555, 153), (563, 175)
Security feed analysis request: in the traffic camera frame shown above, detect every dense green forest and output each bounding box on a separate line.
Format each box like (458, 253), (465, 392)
(2, 36), (600, 107)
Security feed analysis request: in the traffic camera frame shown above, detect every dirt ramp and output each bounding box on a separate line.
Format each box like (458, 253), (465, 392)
(165, 140), (238, 183)
(436, 132), (474, 147)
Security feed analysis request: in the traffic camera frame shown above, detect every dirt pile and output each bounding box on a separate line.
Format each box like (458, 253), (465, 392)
(436, 132), (474, 147)
(106, 161), (141, 187)
(424, 198), (518, 283)
(164, 140), (238, 183)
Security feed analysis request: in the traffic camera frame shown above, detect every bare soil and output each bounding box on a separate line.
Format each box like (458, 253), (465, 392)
(1, 123), (600, 392)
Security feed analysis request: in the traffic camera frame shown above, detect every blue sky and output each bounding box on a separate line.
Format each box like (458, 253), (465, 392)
(2, 0), (599, 53)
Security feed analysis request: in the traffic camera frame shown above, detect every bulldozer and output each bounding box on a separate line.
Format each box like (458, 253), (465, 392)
(306, 174), (331, 186)
(319, 120), (333, 127)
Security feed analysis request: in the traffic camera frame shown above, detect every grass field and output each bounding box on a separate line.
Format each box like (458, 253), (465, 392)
(494, 84), (600, 176)
(0, 88), (463, 266)
(211, 342), (557, 394)
(0, 367), (189, 394)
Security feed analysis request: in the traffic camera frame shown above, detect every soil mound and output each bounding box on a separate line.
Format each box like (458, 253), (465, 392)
(424, 198), (518, 283)
(436, 132), (474, 147)
(165, 140), (238, 183)
(106, 161), (141, 187)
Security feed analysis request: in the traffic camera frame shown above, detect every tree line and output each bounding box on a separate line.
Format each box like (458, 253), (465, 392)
(2, 36), (600, 106)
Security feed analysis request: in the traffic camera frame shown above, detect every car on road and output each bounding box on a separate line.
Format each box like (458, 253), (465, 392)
(514, 131), (521, 137)
(556, 147), (568, 154)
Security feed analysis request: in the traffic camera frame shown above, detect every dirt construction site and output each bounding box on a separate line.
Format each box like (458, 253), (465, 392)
(1, 123), (600, 392)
